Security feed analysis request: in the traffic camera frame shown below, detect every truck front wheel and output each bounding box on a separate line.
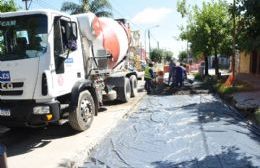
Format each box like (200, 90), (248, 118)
(69, 90), (95, 131)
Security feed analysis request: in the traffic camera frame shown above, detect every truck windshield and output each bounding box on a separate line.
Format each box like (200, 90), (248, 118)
(0, 14), (48, 61)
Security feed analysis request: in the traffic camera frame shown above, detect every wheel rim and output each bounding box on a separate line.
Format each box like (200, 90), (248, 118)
(126, 81), (131, 98)
(80, 98), (93, 123)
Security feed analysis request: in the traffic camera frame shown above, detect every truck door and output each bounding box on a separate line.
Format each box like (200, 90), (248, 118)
(52, 16), (83, 95)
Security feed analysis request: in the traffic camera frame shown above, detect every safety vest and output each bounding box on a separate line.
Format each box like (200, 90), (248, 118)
(144, 66), (152, 79)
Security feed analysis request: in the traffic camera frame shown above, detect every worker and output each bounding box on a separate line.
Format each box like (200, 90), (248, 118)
(144, 62), (154, 94)
(180, 63), (187, 86)
(168, 60), (176, 87)
(175, 64), (184, 87)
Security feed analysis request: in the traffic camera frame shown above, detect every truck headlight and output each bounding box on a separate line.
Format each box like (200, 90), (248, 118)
(33, 106), (50, 115)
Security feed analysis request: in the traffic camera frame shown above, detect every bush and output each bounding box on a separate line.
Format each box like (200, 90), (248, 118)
(255, 108), (260, 124)
(194, 73), (202, 81)
(215, 83), (237, 95)
(214, 79), (254, 95)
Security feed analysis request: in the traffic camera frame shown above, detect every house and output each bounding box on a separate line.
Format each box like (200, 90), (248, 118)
(128, 30), (146, 71)
(236, 51), (260, 90)
(238, 51), (260, 75)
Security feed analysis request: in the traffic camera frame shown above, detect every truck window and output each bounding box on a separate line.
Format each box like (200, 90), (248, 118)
(54, 19), (64, 56)
(53, 18), (69, 74)
(0, 14), (48, 61)
(53, 17), (78, 74)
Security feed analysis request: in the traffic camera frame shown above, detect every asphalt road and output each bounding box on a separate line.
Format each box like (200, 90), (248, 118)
(0, 82), (146, 168)
(84, 94), (260, 168)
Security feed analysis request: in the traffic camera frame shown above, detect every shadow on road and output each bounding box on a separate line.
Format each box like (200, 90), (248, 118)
(0, 123), (78, 157)
(151, 146), (258, 168)
(83, 93), (260, 167)
(179, 96), (260, 144)
(148, 81), (260, 144)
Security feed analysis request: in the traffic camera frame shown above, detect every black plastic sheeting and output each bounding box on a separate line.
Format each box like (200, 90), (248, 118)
(84, 95), (260, 168)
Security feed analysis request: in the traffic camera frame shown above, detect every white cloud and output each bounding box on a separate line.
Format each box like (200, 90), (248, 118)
(132, 8), (173, 24)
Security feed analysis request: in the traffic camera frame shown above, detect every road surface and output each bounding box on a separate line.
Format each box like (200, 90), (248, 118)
(0, 82), (146, 168)
(84, 94), (260, 168)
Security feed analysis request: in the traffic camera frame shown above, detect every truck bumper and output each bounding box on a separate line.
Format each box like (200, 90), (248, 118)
(0, 100), (60, 127)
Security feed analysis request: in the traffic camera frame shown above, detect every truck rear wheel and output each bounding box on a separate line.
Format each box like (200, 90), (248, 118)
(69, 90), (95, 131)
(116, 77), (131, 103)
(130, 75), (138, 97)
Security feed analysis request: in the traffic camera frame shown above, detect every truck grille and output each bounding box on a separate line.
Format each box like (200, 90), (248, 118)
(0, 82), (24, 96)
(0, 90), (23, 96)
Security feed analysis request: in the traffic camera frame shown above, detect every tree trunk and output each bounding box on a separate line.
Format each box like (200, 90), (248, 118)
(204, 54), (209, 76)
(214, 48), (219, 77)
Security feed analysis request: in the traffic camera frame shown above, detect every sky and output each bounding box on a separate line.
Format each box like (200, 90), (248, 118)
(16, 0), (233, 57)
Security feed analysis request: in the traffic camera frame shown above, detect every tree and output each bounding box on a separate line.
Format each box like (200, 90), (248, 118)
(0, 0), (17, 12)
(178, 0), (232, 77)
(61, 0), (112, 17)
(178, 51), (188, 62)
(177, 0), (188, 18)
(164, 50), (173, 62)
(150, 49), (164, 63)
(235, 0), (260, 51)
(150, 49), (173, 63)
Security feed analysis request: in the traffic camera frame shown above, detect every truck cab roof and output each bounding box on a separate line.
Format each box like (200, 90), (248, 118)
(0, 9), (72, 18)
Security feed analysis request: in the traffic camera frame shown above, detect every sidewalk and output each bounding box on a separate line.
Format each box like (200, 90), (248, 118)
(232, 73), (260, 110)
(233, 91), (260, 110)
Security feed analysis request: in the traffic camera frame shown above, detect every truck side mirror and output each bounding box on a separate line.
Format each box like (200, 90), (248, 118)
(65, 22), (78, 41)
(65, 22), (78, 51)
(71, 22), (78, 40)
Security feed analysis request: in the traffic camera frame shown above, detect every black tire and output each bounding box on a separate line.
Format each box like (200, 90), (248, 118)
(69, 90), (95, 131)
(116, 77), (131, 103)
(130, 75), (138, 97)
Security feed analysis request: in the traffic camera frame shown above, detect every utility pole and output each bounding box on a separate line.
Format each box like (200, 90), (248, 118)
(145, 25), (159, 59)
(22, 0), (31, 10)
(157, 41), (159, 49)
(144, 30), (147, 59)
(148, 29), (151, 58)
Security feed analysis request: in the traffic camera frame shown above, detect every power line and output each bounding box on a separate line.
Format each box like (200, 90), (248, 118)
(109, 1), (144, 31)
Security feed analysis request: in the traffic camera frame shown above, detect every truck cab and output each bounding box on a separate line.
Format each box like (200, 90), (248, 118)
(0, 10), (138, 131)
(0, 10), (92, 127)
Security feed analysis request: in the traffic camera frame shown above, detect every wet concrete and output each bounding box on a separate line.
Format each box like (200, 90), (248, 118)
(84, 94), (260, 168)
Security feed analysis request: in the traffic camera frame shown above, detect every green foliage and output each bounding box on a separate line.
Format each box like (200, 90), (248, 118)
(178, 0), (232, 76)
(255, 108), (260, 124)
(61, 0), (112, 17)
(150, 49), (173, 63)
(164, 50), (173, 62)
(218, 85), (237, 94)
(194, 73), (202, 81)
(150, 49), (164, 63)
(178, 51), (188, 62)
(177, 0), (187, 18)
(0, 0), (17, 12)
(235, 0), (260, 51)
(214, 79), (253, 95)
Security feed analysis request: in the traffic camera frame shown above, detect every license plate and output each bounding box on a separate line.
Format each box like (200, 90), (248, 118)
(0, 108), (10, 116)
(0, 71), (11, 82)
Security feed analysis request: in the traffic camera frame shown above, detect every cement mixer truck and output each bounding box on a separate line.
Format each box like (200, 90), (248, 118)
(0, 10), (139, 131)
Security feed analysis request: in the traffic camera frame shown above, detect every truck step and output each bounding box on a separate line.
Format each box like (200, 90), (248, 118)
(58, 119), (68, 125)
